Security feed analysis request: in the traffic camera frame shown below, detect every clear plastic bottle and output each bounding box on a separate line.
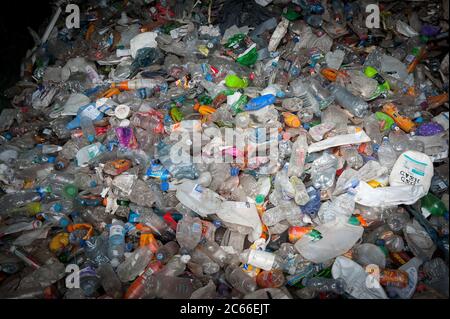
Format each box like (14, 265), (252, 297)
(116, 246), (153, 283)
(130, 204), (175, 241)
(310, 152), (339, 190)
(341, 146), (364, 169)
(290, 79), (320, 116)
(329, 84), (369, 118)
(363, 114), (384, 146)
(218, 168), (240, 197)
(97, 263), (123, 299)
(377, 137), (398, 170)
(176, 214), (203, 252)
(158, 254), (190, 277)
(144, 274), (195, 299)
(224, 265), (258, 294)
(108, 219), (126, 268)
(198, 240), (229, 267)
(290, 176), (310, 206)
(80, 115), (96, 143)
(288, 132), (308, 177)
(262, 202), (303, 227)
(156, 241), (180, 264)
(301, 277), (346, 295)
(79, 265), (100, 297)
(128, 179), (158, 209)
(189, 247), (221, 275)
(84, 234), (110, 266)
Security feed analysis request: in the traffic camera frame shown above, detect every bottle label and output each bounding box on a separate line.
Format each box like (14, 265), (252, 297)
(110, 225), (124, 237)
(190, 184), (203, 201)
(82, 104), (101, 120)
(248, 250), (275, 271)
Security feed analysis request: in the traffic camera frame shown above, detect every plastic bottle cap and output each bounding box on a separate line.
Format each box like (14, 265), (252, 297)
(87, 135), (95, 143)
(110, 258), (120, 268)
(60, 218), (69, 228)
(180, 255), (191, 263)
(115, 105), (130, 119)
(156, 253), (164, 260)
(47, 156), (56, 163)
(119, 119), (131, 127)
(64, 185), (78, 198)
(230, 167), (240, 176)
(53, 203), (63, 212)
(255, 194), (265, 204)
(160, 182), (170, 192)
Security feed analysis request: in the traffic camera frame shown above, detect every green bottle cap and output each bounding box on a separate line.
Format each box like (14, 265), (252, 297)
(64, 185), (79, 199)
(255, 194), (265, 205)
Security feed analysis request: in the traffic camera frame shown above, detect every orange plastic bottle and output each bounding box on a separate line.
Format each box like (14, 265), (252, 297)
(382, 103), (416, 133)
(124, 260), (163, 299)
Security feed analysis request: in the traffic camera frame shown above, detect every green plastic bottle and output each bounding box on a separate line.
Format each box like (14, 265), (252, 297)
(421, 193), (448, 217)
(225, 74), (249, 89)
(364, 66), (390, 92)
(375, 112), (395, 131)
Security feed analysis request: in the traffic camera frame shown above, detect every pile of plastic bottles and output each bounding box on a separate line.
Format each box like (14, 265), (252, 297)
(0, 0), (448, 299)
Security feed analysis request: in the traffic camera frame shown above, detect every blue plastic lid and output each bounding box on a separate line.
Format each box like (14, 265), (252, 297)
(3, 132), (13, 140)
(160, 181), (170, 192)
(87, 135), (95, 143)
(230, 167), (240, 176)
(414, 117), (424, 124)
(213, 220), (222, 228)
(47, 156), (56, 163)
(90, 180), (97, 188)
(205, 73), (213, 82)
(156, 252), (164, 260)
(60, 218), (69, 228)
(53, 203), (63, 212)
(128, 211), (140, 223)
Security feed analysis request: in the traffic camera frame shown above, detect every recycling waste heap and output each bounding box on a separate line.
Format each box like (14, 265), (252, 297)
(0, 0), (448, 299)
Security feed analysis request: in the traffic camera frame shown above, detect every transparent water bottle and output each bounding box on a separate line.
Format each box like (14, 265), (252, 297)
(108, 219), (126, 268)
(329, 84), (369, 118)
(310, 152), (339, 190)
(301, 277), (346, 295)
(377, 137), (398, 170)
(224, 265), (258, 294)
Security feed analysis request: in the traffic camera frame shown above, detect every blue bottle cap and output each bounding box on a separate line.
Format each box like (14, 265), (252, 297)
(160, 181), (170, 192)
(205, 74), (213, 82)
(60, 218), (70, 228)
(3, 132), (13, 140)
(128, 211), (140, 223)
(53, 203), (63, 212)
(156, 252), (164, 260)
(230, 167), (240, 176)
(213, 220), (222, 228)
(90, 181), (97, 188)
(87, 135), (95, 143)
(47, 156), (56, 163)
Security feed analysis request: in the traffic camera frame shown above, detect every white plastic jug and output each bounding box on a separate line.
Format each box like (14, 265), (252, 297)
(294, 219), (364, 263)
(389, 151), (434, 193)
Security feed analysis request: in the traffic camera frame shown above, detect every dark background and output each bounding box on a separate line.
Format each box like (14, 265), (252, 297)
(0, 1), (53, 102)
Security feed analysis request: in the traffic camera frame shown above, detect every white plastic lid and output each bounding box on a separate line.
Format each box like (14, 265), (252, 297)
(180, 254), (191, 264)
(119, 119), (131, 127)
(115, 104), (130, 119)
